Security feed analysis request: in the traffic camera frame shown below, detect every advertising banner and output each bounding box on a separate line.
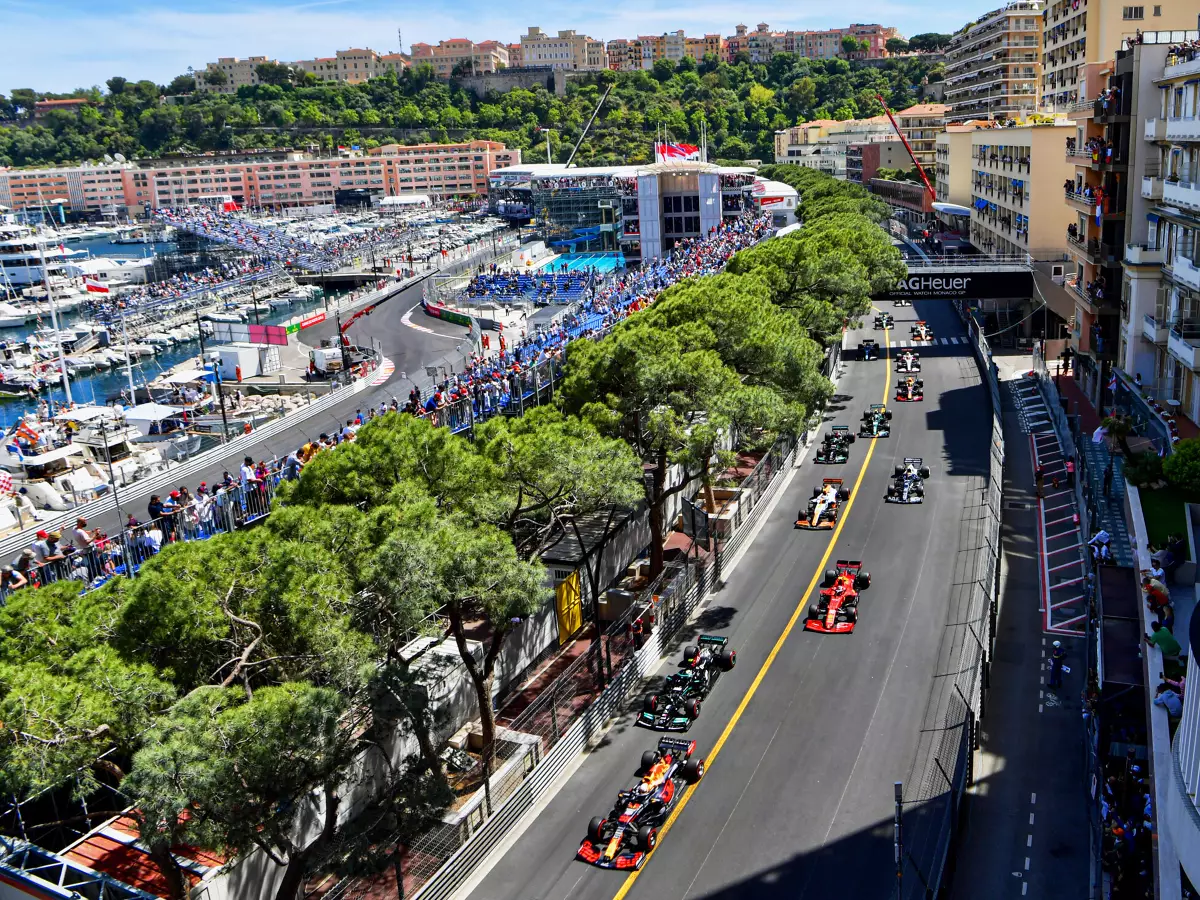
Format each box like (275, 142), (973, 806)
(880, 270), (1033, 301)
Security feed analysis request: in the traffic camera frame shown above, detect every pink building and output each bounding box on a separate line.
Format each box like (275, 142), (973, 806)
(409, 39), (509, 78)
(0, 141), (521, 215)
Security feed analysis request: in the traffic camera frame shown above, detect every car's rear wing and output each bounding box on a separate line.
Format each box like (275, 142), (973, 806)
(821, 478), (844, 487)
(657, 737), (697, 756)
(830, 425), (849, 434)
(915, 320), (927, 325)
(903, 457), (923, 466)
(870, 403), (887, 410)
(697, 635), (728, 647)
(834, 558), (863, 574)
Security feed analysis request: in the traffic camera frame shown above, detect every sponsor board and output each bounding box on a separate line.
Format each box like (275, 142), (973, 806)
(880, 270), (1033, 300)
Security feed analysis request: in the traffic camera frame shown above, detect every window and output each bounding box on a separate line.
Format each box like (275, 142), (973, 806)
(1122, 6), (1143, 18)
(1153, 4), (1161, 13)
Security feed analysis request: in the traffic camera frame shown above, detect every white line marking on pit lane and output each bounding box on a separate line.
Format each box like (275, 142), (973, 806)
(1031, 793), (1037, 804)
(1025, 857), (1030, 871)
(1030, 813), (1035, 825)
(1038, 704), (1043, 713)
(1023, 882), (1029, 895)
(1027, 834), (1033, 847)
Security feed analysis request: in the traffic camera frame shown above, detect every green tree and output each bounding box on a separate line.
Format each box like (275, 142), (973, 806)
(886, 38), (910, 54)
(255, 62), (295, 86)
(106, 76), (128, 95)
(204, 69), (228, 86)
(166, 74), (196, 95)
(908, 33), (953, 52)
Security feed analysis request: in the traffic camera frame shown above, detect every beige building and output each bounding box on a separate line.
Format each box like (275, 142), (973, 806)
(774, 116), (897, 177)
(519, 27), (607, 71)
(968, 121), (1075, 258)
(197, 49), (406, 92)
(944, 2), (1043, 123)
(894, 104), (950, 169)
(606, 32), (724, 71)
(196, 56), (276, 94)
(935, 125), (981, 216)
(408, 39), (509, 78)
(726, 22), (899, 63)
(1042, 0), (1197, 112)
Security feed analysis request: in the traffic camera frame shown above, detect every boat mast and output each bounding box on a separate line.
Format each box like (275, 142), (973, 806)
(120, 303), (136, 403)
(35, 222), (72, 405)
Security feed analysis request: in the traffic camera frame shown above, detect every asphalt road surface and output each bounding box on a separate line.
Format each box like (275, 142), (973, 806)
(463, 297), (992, 900)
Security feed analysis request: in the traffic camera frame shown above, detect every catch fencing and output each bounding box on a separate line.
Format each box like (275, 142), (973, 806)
(899, 299), (1005, 900)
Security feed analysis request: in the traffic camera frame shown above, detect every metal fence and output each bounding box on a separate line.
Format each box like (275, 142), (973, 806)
(311, 431), (801, 900)
(899, 299), (1005, 900)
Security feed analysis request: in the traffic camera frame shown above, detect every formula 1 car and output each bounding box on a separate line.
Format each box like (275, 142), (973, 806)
(895, 349), (921, 373)
(815, 425), (856, 464)
(886, 457), (931, 504)
(893, 297), (912, 307)
(895, 376), (924, 402)
(804, 559), (872, 634)
(859, 404), (892, 438)
(911, 321), (934, 342)
(797, 478), (850, 529)
(577, 737), (705, 870)
(874, 312), (895, 330)
(860, 339), (880, 361)
(638, 636), (736, 731)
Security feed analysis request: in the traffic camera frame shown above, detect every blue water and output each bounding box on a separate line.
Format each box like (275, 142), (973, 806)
(550, 252), (626, 274)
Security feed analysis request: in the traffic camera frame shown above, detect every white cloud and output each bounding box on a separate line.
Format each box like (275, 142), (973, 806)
(2, 0), (972, 93)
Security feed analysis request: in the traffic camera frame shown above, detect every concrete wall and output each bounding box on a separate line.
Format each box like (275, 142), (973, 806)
(459, 68), (565, 99)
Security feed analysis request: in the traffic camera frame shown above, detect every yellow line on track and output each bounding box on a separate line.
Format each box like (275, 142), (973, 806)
(611, 320), (892, 900)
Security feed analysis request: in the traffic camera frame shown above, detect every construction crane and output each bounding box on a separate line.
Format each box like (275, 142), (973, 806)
(875, 94), (936, 201)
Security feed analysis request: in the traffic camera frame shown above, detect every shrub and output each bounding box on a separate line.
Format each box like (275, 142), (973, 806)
(1163, 438), (1200, 494)
(1123, 451), (1164, 488)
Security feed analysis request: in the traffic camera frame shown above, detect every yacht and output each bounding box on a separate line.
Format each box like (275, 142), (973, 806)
(0, 222), (87, 286)
(113, 225), (173, 244)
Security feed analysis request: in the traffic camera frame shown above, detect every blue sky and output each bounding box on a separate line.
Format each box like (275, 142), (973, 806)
(3, 0), (975, 93)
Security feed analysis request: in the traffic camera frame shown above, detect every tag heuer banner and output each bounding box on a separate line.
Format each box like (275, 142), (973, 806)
(880, 270), (1033, 301)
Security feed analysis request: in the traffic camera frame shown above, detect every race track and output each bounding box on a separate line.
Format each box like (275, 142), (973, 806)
(463, 297), (992, 900)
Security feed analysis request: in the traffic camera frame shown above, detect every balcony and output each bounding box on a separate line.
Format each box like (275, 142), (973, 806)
(1163, 179), (1200, 211)
(1066, 230), (1101, 264)
(1165, 117), (1200, 143)
(1143, 313), (1168, 344)
(1142, 176), (1164, 200)
(1169, 255), (1200, 292)
(1163, 53), (1200, 80)
(1126, 243), (1164, 266)
(1168, 325), (1200, 370)
(1065, 189), (1093, 211)
(1145, 118), (1167, 142)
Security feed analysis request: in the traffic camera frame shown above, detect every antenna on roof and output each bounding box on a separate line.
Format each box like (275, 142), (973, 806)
(398, 28), (403, 53)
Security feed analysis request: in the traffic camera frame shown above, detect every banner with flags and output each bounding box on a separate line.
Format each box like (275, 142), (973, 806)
(654, 141), (701, 163)
(83, 276), (110, 294)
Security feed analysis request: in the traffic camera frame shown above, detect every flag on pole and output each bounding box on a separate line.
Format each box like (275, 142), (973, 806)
(15, 421), (39, 444)
(83, 276), (110, 294)
(654, 142), (701, 163)
(1108, 371), (1118, 392)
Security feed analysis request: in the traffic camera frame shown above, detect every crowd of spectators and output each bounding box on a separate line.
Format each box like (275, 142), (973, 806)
(1165, 38), (1200, 64)
(85, 256), (279, 319)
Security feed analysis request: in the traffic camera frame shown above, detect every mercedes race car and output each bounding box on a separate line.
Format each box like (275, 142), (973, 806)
(815, 425), (856, 464)
(859, 404), (892, 438)
(797, 478), (850, 529)
(911, 320), (934, 342)
(638, 636), (736, 731)
(886, 457), (931, 504)
(804, 559), (872, 634)
(860, 339), (881, 361)
(895, 349), (921, 373)
(874, 312), (894, 330)
(895, 376), (924, 402)
(577, 737), (705, 870)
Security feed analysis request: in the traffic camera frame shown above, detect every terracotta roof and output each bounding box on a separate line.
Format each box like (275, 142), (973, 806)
(35, 98), (89, 107)
(896, 103), (949, 116)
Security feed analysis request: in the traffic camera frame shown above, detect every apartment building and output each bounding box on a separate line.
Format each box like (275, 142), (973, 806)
(726, 22), (899, 63)
(935, 124), (983, 229)
(894, 104), (950, 169)
(606, 32), (724, 71)
(196, 56), (276, 94)
(846, 141), (913, 184)
(408, 39), (509, 78)
(943, 2), (1044, 123)
(774, 117), (896, 177)
(196, 49), (407, 93)
(1042, 0), (1196, 111)
(506, 43), (523, 67)
(519, 27), (607, 71)
(968, 121), (1074, 259)
(0, 142), (520, 216)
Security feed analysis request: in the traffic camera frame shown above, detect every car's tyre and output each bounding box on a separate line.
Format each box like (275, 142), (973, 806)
(847, 433), (856, 443)
(681, 758), (705, 782)
(894, 465), (904, 477)
(838, 488), (850, 501)
(719, 647), (737, 670)
(644, 694), (658, 714)
(823, 568), (837, 586)
(884, 410), (893, 420)
(685, 698), (701, 719)
(809, 604), (821, 620)
(637, 825), (658, 850)
(682, 646), (697, 664)
(640, 750), (659, 772)
(856, 571), (872, 589)
(919, 467), (931, 479)
(589, 816), (608, 843)
(811, 486), (821, 499)
(914, 488), (924, 499)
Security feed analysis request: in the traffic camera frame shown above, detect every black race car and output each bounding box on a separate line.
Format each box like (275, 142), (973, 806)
(895, 349), (921, 373)
(859, 404), (892, 438)
(895, 376), (924, 402)
(638, 636), (736, 731)
(886, 457), (931, 504)
(577, 737), (705, 870)
(874, 312), (894, 330)
(815, 425), (855, 463)
(860, 339), (880, 361)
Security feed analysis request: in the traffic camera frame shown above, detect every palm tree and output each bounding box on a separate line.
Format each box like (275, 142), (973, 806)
(1102, 414), (1134, 458)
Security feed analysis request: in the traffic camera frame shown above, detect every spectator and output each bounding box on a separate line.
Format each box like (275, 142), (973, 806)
(1154, 683), (1183, 718)
(1, 564), (28, 593)
(1145, 622), (1182, 660)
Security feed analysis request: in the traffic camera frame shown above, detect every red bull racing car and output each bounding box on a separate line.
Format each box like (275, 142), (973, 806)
(577, 737), (705, 870)
(895, 376), (924, 402)
(797, 478), (850, 529)
(804, 559), (872, 634)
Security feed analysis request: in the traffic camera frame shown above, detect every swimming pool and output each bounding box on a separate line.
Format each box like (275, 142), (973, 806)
(547, 252), (626, 274)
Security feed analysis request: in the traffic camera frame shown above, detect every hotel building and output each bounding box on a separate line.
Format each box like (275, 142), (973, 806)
(943, 2), (1044, 123)
(408, 39), (510, 78)
(519, 27), (607, 71)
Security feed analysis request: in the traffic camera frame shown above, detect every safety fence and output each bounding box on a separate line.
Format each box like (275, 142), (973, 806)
(899, 299), (1005, 900)
(311, 432), (801, 900)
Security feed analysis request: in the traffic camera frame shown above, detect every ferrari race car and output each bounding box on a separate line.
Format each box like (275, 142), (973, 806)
(859, 404), (892, 438)
(797, 478), (850, 529)
(911, 320), (934, 342)
(577, 737), (705, 870)
(895, 376), (924, 402)
(804, 559), (872, 634)
(886, 457), (931, 504)
(893, 297), (912, 307)
(815, 425), (856, 464)
(895, 349), (921, 373)
(860, 339), (880, 361)
(638, 636), (736, 731)
(874, 312), (894, 330)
